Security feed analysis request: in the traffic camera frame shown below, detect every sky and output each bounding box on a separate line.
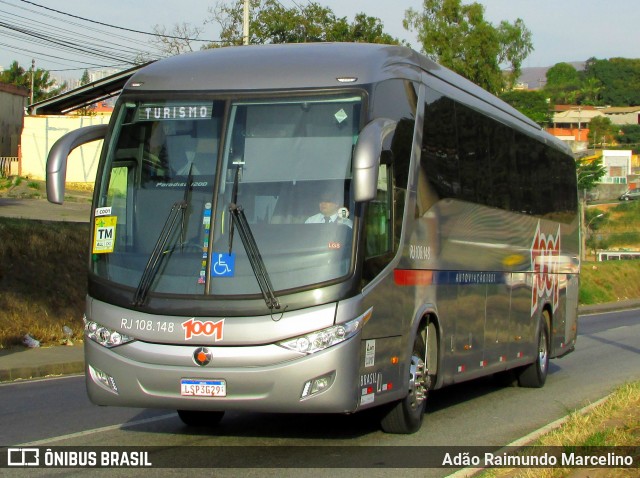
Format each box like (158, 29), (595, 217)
(1, 0), (639, 83)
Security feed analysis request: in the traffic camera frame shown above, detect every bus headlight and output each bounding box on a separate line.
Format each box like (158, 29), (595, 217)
(278, 307), (372, 355)
(84, 315), (134, 348)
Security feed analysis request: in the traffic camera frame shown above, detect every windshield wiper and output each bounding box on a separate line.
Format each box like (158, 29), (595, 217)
(133, 200), (187, 307)
(134, 168), (196, 306)
(179, 163), (194, 251)
(228, 167), (282, 312)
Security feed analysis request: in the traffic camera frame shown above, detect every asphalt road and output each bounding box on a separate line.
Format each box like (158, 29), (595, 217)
(1, 308), (638, 476)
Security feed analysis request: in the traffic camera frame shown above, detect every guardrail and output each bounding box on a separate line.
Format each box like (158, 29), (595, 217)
(0, 157), (19, 177)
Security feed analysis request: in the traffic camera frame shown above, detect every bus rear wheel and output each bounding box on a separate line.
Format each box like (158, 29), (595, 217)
(177, 410), (225, 427)
(380, 333), (428, 434)
(518, 311), (550, 388)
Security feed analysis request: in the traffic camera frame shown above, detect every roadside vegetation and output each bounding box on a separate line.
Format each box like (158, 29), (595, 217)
(0, 175), (43, 199)
(0, 217), (88, 348)
(586, 201), (640, 256)
(478, 381), (640, 478)
(0, 177), (92, 202)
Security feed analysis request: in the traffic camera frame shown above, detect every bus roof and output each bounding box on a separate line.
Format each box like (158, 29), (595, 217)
(124, 43), (566, 152)
(125, 43), (429, 92)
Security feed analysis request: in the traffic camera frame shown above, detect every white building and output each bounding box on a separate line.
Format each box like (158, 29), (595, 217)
(601, 150), (632, 185)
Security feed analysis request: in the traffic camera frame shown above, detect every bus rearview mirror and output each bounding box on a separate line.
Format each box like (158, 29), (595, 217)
(352, 118), (396, 202)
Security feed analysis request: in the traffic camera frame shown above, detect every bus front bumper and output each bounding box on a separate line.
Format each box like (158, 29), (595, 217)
(84, 335), (361, 414)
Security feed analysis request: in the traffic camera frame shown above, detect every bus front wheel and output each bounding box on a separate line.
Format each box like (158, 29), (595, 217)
(380, 333), (428, 434)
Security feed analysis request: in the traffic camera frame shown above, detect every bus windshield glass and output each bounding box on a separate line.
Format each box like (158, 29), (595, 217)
(93, 94), (361, 299)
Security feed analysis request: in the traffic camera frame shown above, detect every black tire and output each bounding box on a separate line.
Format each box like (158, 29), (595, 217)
(380, 332), (429, 434)
(177, 410), (225, 427)
(518, 311), (550, 388)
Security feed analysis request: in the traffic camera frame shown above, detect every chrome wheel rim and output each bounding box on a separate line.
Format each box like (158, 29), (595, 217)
(538, 329), (548, 374)
(408, 354), (427, 410)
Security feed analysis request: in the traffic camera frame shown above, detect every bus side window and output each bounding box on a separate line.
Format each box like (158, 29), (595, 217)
(363, 163), (394, 282)
(365, 163), (392, 256)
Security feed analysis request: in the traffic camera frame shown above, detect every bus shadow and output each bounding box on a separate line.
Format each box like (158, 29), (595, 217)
(427, 362), (563, 413)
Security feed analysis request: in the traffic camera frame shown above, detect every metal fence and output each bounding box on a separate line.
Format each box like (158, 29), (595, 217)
(0, 157), (18, 178)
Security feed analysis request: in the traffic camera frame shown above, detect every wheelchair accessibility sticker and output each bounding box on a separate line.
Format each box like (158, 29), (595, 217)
(211, 252), (235, 277)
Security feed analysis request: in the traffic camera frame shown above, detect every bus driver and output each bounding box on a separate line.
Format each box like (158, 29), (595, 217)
(305, 190), (353, 228)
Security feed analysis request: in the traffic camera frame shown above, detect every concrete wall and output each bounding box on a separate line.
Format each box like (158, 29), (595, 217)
(21, 115), (110, 183)
(0, 84), (28, 157)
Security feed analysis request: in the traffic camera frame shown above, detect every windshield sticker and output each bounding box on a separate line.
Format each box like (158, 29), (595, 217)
(198, 204), (213, 284)
(95, 206), (112, 217)
(211, 252), (235, 277)
(137, 103), (214, 122)
(334, 108), (348, 124)
(92, 216), (117, 254)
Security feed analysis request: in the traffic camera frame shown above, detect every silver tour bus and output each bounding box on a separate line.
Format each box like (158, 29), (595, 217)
(47, 43), (580, 434)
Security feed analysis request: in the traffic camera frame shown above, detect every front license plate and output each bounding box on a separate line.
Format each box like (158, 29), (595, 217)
(180, 379), (227, 397)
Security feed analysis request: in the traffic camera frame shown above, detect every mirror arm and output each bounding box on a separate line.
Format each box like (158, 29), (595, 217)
(46, 124), (108, 204)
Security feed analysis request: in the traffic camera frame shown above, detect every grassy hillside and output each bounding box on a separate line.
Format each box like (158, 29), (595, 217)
(580, 261), (640, 304)
(0, 218), (89, 348)
(587, 201), (640, 254)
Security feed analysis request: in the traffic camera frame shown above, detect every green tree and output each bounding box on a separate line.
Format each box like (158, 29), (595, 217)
(499, 90), (552, 126)
(585, 57), (640, 106)
(616, 124), (640, 146)
(0, 61), (66, 103)
(543, 62), (581, 104)
(206, 0), (400, 47)
(403, 0), (532, 94)
(587, 116), (616, 148)
(79, 69), (90, 85)
(580, 77), (604, 106)
(75, 69), (96, 116)
(576, 156), (606, 192)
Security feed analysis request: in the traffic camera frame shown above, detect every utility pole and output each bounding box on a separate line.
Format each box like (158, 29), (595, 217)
(30, 58), (35, 105)
(242, 0), (249, 45)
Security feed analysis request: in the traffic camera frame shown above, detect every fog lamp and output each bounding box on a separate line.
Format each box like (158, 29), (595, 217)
(301, 371), (336, 399)
(89, 364), (119, 394)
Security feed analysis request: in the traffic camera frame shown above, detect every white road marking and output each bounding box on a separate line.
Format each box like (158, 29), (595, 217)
(17, 413), (177, 446)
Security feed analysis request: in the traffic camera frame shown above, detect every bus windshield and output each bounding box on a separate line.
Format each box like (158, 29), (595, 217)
(93, 94), (361, 300)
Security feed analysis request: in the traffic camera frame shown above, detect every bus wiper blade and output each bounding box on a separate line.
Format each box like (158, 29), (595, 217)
(133, 200), (187, 307)
(228, 166), (240, 255)
(180, 163), (194, 251)
(227, 166), (281, 312)
(229, 203), (281, 312)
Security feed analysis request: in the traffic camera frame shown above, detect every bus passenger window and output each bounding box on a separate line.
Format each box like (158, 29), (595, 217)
(365, 164), (391, 257)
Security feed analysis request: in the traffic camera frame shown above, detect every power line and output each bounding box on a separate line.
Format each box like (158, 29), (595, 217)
(0, 40), (133, 69)
(0, 5), (166, 55)
(0, 0), (167, 57)
(0, 21), (142, 63)
(0, 12), (161, 61)
(0, 0), (169, 71)
(18, 0), (220, 42)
